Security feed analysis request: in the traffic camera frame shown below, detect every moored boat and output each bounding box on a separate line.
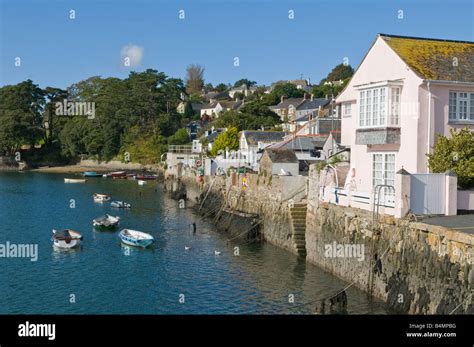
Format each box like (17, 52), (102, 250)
(137, 180), (147, 186)
(92, 214), (120, 231)
(111, 201), (131, 208)
(109, 171), (127, 178)
(64, 178), (86, 183)
(119, 229), (154, 248)
(52, 229), (83, 249)
(93, 193), (111, 202)
(84, 171), (102, 178)
(135, 174), (158, 181)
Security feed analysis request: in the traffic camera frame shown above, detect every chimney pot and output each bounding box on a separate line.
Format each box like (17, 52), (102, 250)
(281, 95), (286, 103)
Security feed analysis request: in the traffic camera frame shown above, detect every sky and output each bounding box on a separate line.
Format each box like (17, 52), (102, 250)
(0, 0), (473, 89)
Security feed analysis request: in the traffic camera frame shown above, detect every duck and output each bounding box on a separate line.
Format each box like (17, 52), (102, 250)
(214, 250), (221, 256)
(185, 246), (191, 251)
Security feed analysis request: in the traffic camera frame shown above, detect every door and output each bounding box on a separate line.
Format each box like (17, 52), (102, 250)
(372, 153), (396, 206)
(410, 174), (446, 215)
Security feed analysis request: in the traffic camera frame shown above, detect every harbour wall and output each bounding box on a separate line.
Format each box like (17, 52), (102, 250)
(306, 165), (474, 314)
(165, 166), (473, 314)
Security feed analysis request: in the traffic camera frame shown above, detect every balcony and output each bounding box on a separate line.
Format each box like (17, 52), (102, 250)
(355, 127), (400, 145)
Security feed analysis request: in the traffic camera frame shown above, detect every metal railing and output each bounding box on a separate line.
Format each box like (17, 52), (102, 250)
(168, 145), (194, 153)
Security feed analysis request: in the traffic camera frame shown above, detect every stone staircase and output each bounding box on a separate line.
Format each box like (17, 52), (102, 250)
(290, 203), (307, 257)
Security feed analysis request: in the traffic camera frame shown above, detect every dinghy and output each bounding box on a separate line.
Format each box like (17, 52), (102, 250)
(119, 229), (154, 248)
(92, 214), (120, 231)
(93, 193), (111, 202)
(111, 201), (131, 208)
(137, 180), (147, 186)
(52, 229), (83, 249)
(84, 171), (102, 178)
(135, 174), (158, 181)
(64, 178), (86, 183)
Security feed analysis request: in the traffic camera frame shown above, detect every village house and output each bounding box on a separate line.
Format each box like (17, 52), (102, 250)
(239, 131), (287, 169)
(331, 33), (474, 216)
(228, 84), (257, 99)
(269, 94), (330, 124)
(200, 100), (243, 119)
(259, 148), (299, 176)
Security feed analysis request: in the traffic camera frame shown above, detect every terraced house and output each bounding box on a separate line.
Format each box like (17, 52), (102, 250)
(332, 34), (474, 216)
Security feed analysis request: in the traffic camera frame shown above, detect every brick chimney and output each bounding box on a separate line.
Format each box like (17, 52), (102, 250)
(280, 95), (286, 103)
(303, 93), (310, 100)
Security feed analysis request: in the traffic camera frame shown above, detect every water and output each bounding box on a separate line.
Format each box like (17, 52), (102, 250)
(0, 172), (388, 314)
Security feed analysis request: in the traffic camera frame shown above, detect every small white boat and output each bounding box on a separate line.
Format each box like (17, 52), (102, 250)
(64, 178), (86, 183)
(52, 229), (83, 249)
(119, 229), (154, 248)
(214, 250), (221, 256)
(93, 193), (111, 202)
(93, 214), (120, 231)
(137, 180), (147, 186)
(111, 201), (131, 208)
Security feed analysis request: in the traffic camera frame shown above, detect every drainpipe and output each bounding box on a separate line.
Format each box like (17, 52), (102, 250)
(426, 81), (432, 173)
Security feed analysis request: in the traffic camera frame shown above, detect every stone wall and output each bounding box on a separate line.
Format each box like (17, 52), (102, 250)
(166, 171), (308, 255)
(306, 165), (474, 314)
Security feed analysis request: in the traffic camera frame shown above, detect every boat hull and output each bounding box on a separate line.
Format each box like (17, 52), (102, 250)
(119, 230), (154, 248)
(53, 239), (81, 249)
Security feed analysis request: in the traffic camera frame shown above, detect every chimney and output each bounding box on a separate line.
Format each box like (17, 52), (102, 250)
(281, 95), (286, 103)
(303, 93), (310, 100)
(311, 94), (314, 102)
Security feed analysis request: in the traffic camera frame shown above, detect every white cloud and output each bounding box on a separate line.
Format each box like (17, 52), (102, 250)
(120, 44), (144, 68)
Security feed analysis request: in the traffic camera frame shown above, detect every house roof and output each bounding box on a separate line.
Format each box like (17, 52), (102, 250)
(270, 135), (329, 150)
(242, 131), (287, 146)
(205, 129), (225, 143)
(263, 149), (299, 163)
(269, 97), (305, 110)
(380, 34), (474, 82)
(296, 98), (330, 111)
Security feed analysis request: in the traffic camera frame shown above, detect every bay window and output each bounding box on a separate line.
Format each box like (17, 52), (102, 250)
(359, 86), (400, 127)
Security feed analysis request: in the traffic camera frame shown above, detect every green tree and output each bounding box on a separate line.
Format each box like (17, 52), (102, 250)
(233, 79), (257, 88)
(168, 128), (190, 145)
(0, 80), (45, 155)
(215, 83), (229, 92)
(427, 127), (474, 188)
(211, 126), (239, 156)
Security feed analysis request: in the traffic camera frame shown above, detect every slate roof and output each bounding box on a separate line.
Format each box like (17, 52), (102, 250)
(270, 135), (329, 150)
(264, 149), (299, 163)
(380, 34), (474, 82)
(269, 98), (305, 110)
(296, 98), (330, 111)
(242, 131), (287, 146)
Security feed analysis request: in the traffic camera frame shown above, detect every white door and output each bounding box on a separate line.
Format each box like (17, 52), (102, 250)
(372, 153), (396, 206)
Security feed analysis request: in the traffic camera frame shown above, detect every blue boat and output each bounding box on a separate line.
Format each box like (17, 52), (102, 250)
(119, 229), (154, 248)
(84, 171), (102, 177)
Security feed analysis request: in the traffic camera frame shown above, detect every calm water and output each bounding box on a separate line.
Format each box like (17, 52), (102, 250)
(0, 172), (388, 314)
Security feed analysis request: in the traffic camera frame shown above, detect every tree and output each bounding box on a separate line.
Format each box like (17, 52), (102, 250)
(233, 79), (257, 88)
(215, 83), (228, 92)
(185, 64), (205, 94)
(168, 128), (190, 145)
(43, 87), (68, 145)
(312, 64), (354, 99)
(321, 64), (354, 84)
(210, 126), (239, 156)
(427, 127), (474, 189)
(0, 80), (45, 155)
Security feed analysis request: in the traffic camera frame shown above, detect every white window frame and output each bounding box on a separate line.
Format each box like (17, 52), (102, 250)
(372, 152), (396, 207)
(359, 86), (401, 128)
(449, 91), (474, 122)
(343, 103), (352, 117)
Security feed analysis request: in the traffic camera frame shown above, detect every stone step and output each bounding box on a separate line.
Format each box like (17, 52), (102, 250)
(290, 213), (307, 218)
(292, 223), (306, 228)
(291, 217), (306, 222)
(290, 207), (307, 212)
(293, 230), (306, 235)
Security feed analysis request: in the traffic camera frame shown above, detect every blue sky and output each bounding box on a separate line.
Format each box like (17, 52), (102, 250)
(0, 0), (473, 89)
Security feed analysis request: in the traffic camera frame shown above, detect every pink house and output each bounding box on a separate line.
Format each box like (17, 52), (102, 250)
(333, 34), (474, 216)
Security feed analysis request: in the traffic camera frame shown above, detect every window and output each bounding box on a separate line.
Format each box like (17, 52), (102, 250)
(449, 91), (474, 122)
(372, 153), (396, 206)
(343, 103), (352, 117)
(359, 86), (398, 127)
